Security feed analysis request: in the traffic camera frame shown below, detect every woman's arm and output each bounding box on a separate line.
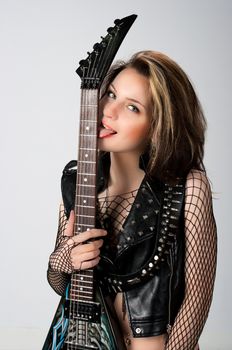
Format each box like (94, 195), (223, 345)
(166, 170), (217, 350)
(47, 203), (73, 295)
(47, 203), (107, 295)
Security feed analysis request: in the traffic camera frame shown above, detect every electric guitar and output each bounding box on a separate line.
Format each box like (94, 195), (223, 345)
(42, 14), (137, 350)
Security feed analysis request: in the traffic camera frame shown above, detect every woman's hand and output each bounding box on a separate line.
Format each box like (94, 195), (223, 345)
(64, 210), (107, 270)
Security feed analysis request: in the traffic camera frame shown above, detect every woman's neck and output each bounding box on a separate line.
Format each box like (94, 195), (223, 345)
(108, 152), (145, 194)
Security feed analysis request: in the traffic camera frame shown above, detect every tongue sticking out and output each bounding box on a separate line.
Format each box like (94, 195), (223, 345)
(98, 127), (116, 138)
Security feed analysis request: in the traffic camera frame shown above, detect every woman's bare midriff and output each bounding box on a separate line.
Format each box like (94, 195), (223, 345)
(113, 292), (167, 350)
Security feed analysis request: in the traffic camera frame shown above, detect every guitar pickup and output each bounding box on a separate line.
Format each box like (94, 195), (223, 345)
(64, 299), (101, 323)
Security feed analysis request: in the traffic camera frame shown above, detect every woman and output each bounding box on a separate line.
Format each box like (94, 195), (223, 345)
(47, 51), (217, 349)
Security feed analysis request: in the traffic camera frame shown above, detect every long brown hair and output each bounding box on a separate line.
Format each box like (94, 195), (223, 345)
(100, 50), (207, 183)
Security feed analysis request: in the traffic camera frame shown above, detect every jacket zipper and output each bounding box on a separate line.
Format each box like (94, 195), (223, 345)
(167, 249), (174, 336)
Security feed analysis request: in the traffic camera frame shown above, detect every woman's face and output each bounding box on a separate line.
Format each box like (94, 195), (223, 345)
(98, 67), (152, 155)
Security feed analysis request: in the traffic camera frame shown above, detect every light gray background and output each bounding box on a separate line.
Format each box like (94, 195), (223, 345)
(0, 0), (231, 349)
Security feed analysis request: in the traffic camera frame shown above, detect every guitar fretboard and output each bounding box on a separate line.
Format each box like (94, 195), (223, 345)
(69, 88), (99, 302)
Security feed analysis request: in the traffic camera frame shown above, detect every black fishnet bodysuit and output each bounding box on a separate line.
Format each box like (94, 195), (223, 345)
(96, 189), (138, 257)
(47, 170), (217, 350)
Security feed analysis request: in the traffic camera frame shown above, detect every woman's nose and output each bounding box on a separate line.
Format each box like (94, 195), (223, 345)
(103, 101), (119, 120)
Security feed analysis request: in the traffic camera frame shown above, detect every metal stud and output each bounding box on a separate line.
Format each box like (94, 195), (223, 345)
(135, 328), (142, 334)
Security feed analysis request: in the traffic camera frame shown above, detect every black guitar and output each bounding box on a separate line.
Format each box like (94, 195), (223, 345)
(43, 14), (137, 350)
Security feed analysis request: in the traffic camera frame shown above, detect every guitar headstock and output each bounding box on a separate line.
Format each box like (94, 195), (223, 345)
(76, 14), (137, 89)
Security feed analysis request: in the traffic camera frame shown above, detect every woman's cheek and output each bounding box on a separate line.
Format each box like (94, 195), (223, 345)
(126, 123), (150, 143)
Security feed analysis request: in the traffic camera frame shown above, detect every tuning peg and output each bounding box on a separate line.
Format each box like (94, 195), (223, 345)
(114, 19), (120, 25)
(107, 26), (114, 34)
(79, 59), (88, 67)
(93, 43), (101, 51)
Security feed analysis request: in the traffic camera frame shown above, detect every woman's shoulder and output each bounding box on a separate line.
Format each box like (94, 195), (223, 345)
(184, 168), (212, 208)
(185, 169), (211, 191)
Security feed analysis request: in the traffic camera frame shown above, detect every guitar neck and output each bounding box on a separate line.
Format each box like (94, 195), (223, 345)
(70, 88), (99, 301)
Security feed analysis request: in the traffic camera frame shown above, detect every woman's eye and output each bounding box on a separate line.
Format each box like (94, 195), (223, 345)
(128, 105), (139, 113)
(106, 90), (115, 99)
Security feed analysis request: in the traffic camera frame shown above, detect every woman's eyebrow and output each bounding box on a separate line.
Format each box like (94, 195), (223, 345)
(110, 83), (146, 109)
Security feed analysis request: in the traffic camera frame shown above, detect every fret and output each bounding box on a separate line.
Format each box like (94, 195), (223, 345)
(70, 289), (93, 297)
(74, 285), (93, 290)
(72, 271), (93, 278)
(79, 120), (97, 123)
(80, 134), (97, 137)
(75, 207), (96, 217)
(72, 280), (93, 286)
(75, 186), (96, 192)
(78, 184), (95, 187)
(76, 194), (95, 198)
(75, 223), (95, 228)
(78, 160), (96, 164)
(75, 191), (96, 199)
(70, 292), (93, 298)
(75, 204), (95, 209)
(75, 214), (95, 218)
(80, 104), (98, 107)
(75, 290), (93, 295)
(74, 280), (93, 285)
(77, 171), (95, 176)
(69, 294), (93, 302)
(79, 147), (96, 151)
(79, 119), (97, 125)
(70, 294), (93, 300)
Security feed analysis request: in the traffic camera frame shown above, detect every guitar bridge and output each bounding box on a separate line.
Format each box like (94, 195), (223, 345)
(64, 299), (101, 323)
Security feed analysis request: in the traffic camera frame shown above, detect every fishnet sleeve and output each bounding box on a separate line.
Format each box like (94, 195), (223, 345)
(166, 170), (217, 350)
(47, 203), (73, 296)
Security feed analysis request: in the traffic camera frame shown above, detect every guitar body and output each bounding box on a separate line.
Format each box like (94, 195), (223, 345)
(43, 284), (125, 350)
(43, 14), (137, 350)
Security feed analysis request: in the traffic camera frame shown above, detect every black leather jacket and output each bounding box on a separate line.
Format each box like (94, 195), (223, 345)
(61, 157), (186, 338)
